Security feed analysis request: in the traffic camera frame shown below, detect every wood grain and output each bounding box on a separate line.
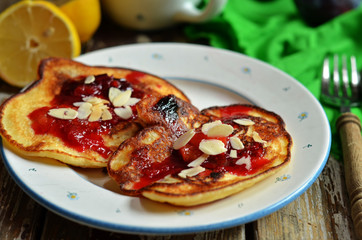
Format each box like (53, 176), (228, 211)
(38, 210), (247, 240)
(0, 159), (45, 240)
(255, 157), (356, 240)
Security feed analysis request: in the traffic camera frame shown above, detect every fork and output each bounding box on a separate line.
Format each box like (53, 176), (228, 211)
(321, 54), (362, 238)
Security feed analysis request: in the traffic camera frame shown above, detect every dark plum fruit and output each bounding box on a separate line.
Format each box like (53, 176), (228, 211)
(294, 0), (360, 26)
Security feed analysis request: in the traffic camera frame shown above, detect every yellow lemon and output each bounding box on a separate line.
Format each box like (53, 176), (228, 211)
(60, 0), (101, 43)
(0, 0), (81, 87)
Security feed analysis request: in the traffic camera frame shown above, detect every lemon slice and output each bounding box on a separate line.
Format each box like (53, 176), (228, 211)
(0, 0), (81, 87)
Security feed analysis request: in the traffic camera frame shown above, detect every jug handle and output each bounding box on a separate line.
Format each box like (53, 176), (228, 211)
(174, 0), (227, 23)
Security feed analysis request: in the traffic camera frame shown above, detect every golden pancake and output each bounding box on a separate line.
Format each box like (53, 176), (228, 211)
(0, 58), (189, 168)
(108, 103), (292, 206)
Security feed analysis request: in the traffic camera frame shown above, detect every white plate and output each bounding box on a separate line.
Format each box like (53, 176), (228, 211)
(1, 43), (331, 235)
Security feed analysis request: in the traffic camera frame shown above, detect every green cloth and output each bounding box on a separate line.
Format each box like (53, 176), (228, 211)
(185, 0), (362, 160)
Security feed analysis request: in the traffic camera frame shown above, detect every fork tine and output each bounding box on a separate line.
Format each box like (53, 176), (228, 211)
(322, 57), (330, 96)
(350, 55), (360, 100)
(341, 55), (349, 98)
(333, 54), (340, 96)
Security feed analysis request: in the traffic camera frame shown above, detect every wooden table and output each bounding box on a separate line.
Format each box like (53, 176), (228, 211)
(0, 2), (358, 239)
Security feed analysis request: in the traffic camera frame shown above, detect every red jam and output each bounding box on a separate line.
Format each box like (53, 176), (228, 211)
(132, 150), (187, 190)
(218, 105), (252, 117)
(177, 123), (267, 176)
(132, 106), (269, 189)
(28, 73), (145, 159)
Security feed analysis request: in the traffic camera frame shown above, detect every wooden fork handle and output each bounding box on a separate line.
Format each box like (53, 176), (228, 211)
(336, 112), (362, 239)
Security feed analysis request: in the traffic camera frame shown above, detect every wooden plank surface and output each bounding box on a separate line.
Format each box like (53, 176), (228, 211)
(0, 149), (355, 239)
(255, 158), (356, 240)
(0, 154), (45, 240)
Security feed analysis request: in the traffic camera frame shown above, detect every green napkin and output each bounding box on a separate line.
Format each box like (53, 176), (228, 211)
(185, 0), (362, 160)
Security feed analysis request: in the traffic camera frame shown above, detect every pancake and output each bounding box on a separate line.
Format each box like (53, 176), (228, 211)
(0, 57), (189, 168)
(108, 102), (292, 206)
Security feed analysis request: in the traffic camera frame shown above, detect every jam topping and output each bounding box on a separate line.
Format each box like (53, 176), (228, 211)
(176, 120), (267, 176)
(132, 107), (270, 189)
(218, 104), (252, 117)
(28, 73), (145, 158)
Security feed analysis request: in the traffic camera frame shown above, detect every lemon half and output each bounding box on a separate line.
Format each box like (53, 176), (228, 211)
(0, 0), (81, 87)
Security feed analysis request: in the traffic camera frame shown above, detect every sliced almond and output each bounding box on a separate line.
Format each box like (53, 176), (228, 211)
(109, 88), (132, 107)
(124, 97), (141, 106)
(83, 96), (109, 105)
(230, 136), (244, 150)
(48, 108), (78, 120)
(77, 102), (92, 119)
(253, 131), (267, 145)
(187, 154), (209, 167)
(108, 87), (121, 102)
(206, 123), (234, 137)
(235, 156), (251, 170)
(246, 125), (254, 137)
(101, 109), (112, 121)
(114, 106), (133, 119)
(173, 129), (195, 150)
(84, 75), (95, 84)
(199, 139), (227, 155)
(201, 120), (222, 135)
(233, 118), (255, 126)
(88, 105), (103, 122)
(178, 166), (205, 178)
(230, 149), (238, 158)
(73, 102), (83, 107)
(234, 129), (245, 136)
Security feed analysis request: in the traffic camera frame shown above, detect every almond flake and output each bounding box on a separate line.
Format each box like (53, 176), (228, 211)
(187, 154), (209, 167)
(77, 102), (92, 119)
(173, 129), (195, 150)
(108, 87), (121, 102)
(199, 139), (227, 155)
(73, 102), (83, 107)
(114, 106), (133, 119)
(88, 105), (103, 122)
(124, 97), (141, 106)
(109, 87), (132, 107)
(48, 108), (78, 120)
(233, 118), (255, 126)
(201, 120), (222, 135)
(178, 166), (205, 178)
(83, 96), (109, 105)
(84, 75), (95, 84)
(246, 126), (254, 137)
(101, 109), (112, 121)
(230, 150), (238, 158)
(234, 129), (245, 136)
(253, 131), (267, 145)
(230, 136), (244, 150)
(206, 123), (234, 137)
(235, 156), (251, 170)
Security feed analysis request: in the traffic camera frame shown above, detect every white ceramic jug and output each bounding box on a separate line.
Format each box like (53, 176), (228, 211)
(101, 0), (228, 30)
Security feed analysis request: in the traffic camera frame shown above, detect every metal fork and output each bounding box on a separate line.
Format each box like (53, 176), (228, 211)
(321, 55), (360, 111)
(321, 55), (362, 239)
